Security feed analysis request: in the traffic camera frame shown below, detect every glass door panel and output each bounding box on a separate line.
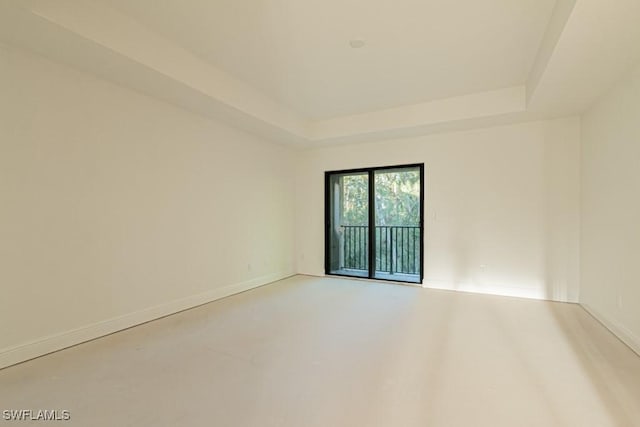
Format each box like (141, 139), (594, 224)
(326, 172), (369, 277)
(374, 167), (421, 283)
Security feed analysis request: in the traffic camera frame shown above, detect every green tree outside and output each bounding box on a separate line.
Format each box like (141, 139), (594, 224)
(342, 170), (420, 226)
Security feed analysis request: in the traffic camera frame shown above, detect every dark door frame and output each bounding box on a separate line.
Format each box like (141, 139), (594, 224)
(324, 163), (425, 284)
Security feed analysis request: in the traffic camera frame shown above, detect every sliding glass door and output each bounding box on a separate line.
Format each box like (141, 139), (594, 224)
(325, 164), (424, 284)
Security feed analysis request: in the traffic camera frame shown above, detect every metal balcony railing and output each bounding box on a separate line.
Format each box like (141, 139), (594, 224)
(341, 225), (420, 275)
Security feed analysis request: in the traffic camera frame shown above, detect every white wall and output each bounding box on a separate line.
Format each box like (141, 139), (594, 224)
(581, 62), (640, 354)
(296, 118), (581, 302)
(0, 43), (295, 368)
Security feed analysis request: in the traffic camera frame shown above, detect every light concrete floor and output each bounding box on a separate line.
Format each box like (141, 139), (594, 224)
(1, 275), (640, 427)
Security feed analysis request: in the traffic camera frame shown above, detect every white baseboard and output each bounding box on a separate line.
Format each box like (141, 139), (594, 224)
(305, 273), (576, 302)
(0, 272), (294, 370)
(581, 303), (640, 357)
(423, 280), (579, 303)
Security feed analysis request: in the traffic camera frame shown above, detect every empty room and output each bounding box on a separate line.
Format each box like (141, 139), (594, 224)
(1, 0), (640, 425)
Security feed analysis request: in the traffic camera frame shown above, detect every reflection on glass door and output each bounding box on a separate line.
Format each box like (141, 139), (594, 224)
(325, 164), (423, 284)
(326, 171), (369, 277)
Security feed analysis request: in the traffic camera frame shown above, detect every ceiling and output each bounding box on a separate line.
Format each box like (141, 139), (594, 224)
(2, 0), (640, 146)
(103, 0), (557, 119)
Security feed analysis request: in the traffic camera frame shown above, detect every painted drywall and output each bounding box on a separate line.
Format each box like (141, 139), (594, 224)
(0, 43), (295, 368)
(580, 61), (640, 354)
(296, 118), (581, 302)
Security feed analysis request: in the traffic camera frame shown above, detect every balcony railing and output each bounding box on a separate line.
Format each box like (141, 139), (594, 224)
(341, 225), (420, 275)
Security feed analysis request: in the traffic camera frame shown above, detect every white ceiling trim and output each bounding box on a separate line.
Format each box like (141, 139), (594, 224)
(26, 0), (311, 139)
(527, 0), (640, 117)
(527, 0), (577, 103)
(311, 86), (526, 142)
(1, 0), (639, 147)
